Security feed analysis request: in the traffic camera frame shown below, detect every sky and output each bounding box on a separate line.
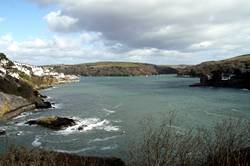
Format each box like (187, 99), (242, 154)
(0, 0), (250, 65)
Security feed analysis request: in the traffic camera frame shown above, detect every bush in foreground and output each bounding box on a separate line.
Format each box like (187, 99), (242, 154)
(0, 147), (125, 166)
(127, 114), (250, 166)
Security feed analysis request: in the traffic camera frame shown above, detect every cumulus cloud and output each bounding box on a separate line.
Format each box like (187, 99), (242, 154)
(34, 0), (250, 50)
(14, 0), (250, 64)
(44, 10), (79, 32)
(0, 33), (201, 65)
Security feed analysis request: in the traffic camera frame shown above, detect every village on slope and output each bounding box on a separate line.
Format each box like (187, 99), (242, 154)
(0, 53), (79, 126)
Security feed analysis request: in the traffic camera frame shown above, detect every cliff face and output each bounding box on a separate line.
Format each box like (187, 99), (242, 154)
(49, 62), (178, 76)
(0, 53), (79, 119)
(0, 92), (34, 119)
(178, 54), (250, 89)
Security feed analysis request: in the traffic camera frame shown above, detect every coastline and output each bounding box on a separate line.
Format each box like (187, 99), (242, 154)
(0, 79), (79, 122)
(0, 104), (36, 121)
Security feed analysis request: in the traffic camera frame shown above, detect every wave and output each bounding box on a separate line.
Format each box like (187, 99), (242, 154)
(32, 136), (42, 147)
(13, 112), (33, 120)
(112, 120), (122, 123)
(89, 135), (120, 143)
(16, 131), (25, 136)
(57, 117), (120, 135)
(52, 103), (63, 109)
(43, 138), (78, 144)
(55, 146), (96, 153)
(112, 103), (123, 109)
(100, 144), (118, 151)
(16, 121), (28, 127)
(103, 108), (115, 114)
(232, 108), (239, 112)
(43, 86), (58, 92)
(46, 96), (53, 100)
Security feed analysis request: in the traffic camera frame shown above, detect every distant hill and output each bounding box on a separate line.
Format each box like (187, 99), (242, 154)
(178, 54), (250, 89)
(48, 62), (178, 76)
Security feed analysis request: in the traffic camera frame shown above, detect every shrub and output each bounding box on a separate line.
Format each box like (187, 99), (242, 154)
(127, 114), (250, 166)
(0, 146), (125, 166)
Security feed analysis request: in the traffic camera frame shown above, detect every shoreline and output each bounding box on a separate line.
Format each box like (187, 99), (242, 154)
(1, 104), (36, 121)
(0, 79), (79, 122)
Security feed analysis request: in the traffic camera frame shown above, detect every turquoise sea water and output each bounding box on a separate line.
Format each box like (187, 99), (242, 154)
(1, 75), (250, 158)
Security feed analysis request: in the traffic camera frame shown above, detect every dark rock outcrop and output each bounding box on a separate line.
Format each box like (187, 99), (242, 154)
(35, 101), (52, 109)
(26, 116), (76, 130)
(78, 125), (87, 131)
(178, 54), (250, 89)
(0, 129), (6, 136)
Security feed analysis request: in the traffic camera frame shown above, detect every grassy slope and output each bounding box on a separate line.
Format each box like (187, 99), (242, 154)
(49, 61), (178, 76)
(178, 54), (250, 76)
(83, 62), (142, 68)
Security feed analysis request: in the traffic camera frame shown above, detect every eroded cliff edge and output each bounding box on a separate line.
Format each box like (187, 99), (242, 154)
(178, 54), (250, 89)
(0, 53), (79, 121)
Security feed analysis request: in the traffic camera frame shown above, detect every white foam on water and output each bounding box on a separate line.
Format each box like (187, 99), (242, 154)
(13, 112), (33, 120)
(16, 121), (28, 127)
(89, 135), (120, 143)
(102, 125), (119, 132)
(232, 108), (239, 112)
(112, 103), (122, 109)
(16, 131), (24, 136)
(112, 120), (122, 123)
(103, 108), (115, 114)
(53, 103), (63, 109)
(100, 144), (118, 151)
(55, 146), (96, 153)
(57, 117), (120, 135)
(44, 138), (78, 144)
(32, 136), (42, 147)
(43, 86), (58, 92)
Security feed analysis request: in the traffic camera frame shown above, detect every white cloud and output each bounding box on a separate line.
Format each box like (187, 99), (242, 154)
(189, 41), (213, 50)
(5, 0), (250, 65)
(0, 33), (203, 65)
(44, 10), (78, 32)
(35, 0), (250, 50)
(0, 17), (4, 23)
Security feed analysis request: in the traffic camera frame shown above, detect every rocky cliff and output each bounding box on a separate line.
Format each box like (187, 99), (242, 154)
(178, 54), (250, 89)
(48, 62), (178, 76)
(0, 53), (79, 120)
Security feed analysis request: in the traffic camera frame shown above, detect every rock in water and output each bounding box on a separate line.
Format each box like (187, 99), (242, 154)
(26, 116), (76, 130)
(0, 129), (6, 136)
(78, 125), (87, 131)
(35, 101), (52, 109)
(78, 126), (83, 131)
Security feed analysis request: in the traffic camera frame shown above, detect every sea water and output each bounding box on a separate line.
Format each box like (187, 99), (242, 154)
(1, 75), (250, 159)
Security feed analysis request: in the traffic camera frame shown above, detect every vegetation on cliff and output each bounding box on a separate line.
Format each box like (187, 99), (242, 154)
(0, 52), (78, 119)
(178, 54), (250, 89)
(0, 147), (125, 166)
(49, 62), (177, 76)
